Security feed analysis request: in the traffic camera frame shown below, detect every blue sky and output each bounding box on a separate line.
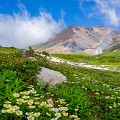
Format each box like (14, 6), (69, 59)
(0, 0), (120, 48)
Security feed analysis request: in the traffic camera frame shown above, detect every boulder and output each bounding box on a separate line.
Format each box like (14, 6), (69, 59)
(21, 50), (29, 56)
(37, 67), (67, 88)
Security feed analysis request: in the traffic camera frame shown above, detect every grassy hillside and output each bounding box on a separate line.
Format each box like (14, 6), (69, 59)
(0, 46), (120, 120)
(52, 52), (120, 65)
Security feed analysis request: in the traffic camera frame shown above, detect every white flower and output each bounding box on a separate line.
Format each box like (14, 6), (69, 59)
(55, 112), (61, 118)
(16, 110), (23, 115)
(7, 108), (15, 113)
(3, 104), (11, 108)
(13, 93), (19, 97)
(27, 116), (35, 120)
(22, 96), (29, 99)
(34, 112), (40, 117)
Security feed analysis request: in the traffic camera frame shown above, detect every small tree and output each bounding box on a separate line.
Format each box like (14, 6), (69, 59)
(28, 46), (34, 55)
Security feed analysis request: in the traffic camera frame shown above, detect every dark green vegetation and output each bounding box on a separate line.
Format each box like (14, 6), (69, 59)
(0, 46), (120, 120)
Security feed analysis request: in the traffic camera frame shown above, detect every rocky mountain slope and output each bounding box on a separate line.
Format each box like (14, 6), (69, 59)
(32, 25), (120, 55)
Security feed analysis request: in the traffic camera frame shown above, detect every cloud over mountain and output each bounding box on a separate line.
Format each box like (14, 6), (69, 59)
(0, 3), (65, 48)
(79, 0), (120, 27)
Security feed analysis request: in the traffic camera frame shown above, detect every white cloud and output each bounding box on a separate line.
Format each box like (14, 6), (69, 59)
(79, 0), (120, 27)
(0, 3), (66, 48)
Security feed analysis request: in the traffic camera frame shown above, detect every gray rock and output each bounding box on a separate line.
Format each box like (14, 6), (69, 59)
(37, 67), (67, 88)
(21, 50), (28, 56)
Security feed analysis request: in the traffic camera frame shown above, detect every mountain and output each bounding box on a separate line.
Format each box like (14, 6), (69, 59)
(32, 25), (120, 55)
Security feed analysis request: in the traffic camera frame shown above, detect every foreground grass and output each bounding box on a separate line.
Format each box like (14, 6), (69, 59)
(0, 47), (120, 120)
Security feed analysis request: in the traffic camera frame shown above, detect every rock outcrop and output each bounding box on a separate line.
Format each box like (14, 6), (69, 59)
(37, 67), (67, 88)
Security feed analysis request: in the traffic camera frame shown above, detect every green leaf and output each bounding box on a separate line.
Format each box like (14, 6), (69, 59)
(0, 95), (5, 100)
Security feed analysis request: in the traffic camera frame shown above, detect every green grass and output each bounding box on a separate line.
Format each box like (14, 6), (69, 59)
(0, 46), (120, 120)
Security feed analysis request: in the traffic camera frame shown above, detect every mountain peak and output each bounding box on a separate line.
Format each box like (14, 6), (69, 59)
(33, 25), (120, 55)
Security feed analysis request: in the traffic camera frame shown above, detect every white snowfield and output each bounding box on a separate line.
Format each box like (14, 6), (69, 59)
(40, 54), (117, 71)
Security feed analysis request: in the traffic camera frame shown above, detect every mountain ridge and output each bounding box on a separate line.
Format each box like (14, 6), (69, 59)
(32, 25), (120, 55)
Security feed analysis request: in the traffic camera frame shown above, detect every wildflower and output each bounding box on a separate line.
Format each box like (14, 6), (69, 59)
(7, 108), (15, 113)
(29, 106), (35, 109)
(49, 108), (53, 111)
(38, 105), (42, 108)
(53, 108), (59, 112)
(55, 113), (61, 118)
(4, 101), (11, 104)
(2, 109), (8, 113)
(48, 104), (53, 107)
(13, 93), (19, 97)
(22, 96), (29, 99)
(51, 94), (54, 96)
(66, 104), (69, 106)
(25, 112), (34, 116)
(34, 94), (39, 96)
(96, 92), (99, 95)
(46, 112), (51, 116)
(34, 97), (40, 100)
(28, 101), (33, 105)
(20, 91), (26, 94)
(3, 104), (11, 108)
(51, 118), (58, 120)
(109, 106), (112, 109)
(24, 92), (30, 95)
(22, 99), (28, 103)
(64, 107), (68, 111)
(40, 95), (44, 98)
(27, 116), (35, 120)
(17, 99), (23, 102)
(35, 102), (39, 105)
(69, 115), (73, 118)
(58, 107), (63, 111)
(75, 109), (79, 111)
(63, 112), (68, 116)
(14, 105), (20, 110)
(34, 112), (40, 117)
(16, 110), (23, 115)
(16, 102), (22, 105)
